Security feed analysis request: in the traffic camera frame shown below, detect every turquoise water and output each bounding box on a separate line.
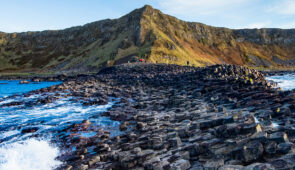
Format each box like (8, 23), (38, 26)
(0, 80), (62, 98)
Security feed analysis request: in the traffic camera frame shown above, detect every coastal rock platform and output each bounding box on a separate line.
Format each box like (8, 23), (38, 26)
(4, 63), (295, 170)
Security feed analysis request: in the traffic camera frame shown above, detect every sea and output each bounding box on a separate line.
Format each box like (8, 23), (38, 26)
(0, 80), (121, 170)
(266, 73), (295, 91)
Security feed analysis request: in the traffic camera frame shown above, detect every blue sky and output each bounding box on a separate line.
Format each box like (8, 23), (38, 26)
(1, 0), (295, 33)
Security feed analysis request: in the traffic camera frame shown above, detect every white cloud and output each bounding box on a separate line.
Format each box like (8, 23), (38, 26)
(158, 0), (251, 16)
(267, 0), (295, 15)
(280, 21), (295, 29)
(245, 21), (271, 29)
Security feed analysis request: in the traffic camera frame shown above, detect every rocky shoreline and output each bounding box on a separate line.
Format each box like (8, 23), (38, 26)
(2, 63), (295, 170)
(0, 74), (75, 82)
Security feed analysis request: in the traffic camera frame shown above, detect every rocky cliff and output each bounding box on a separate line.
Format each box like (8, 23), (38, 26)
(1, 5), (295, 73)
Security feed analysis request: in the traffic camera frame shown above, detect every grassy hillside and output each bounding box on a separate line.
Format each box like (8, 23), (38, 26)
(0, 5), (295, 73)
(140, 6), (295, 69)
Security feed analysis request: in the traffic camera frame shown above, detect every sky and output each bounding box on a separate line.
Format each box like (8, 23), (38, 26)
(1, 0), (295, 33)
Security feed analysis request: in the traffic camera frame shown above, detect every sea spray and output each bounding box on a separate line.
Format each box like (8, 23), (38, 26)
(266, 74), (295, 91)
(0, 139), (61, 170)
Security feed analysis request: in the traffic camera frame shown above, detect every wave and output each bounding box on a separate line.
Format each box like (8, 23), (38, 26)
(0, 138), (61, 170)
(266, 74), (295, 91)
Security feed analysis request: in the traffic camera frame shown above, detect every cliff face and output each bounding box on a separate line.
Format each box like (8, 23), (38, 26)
(1, 5), (295, 73)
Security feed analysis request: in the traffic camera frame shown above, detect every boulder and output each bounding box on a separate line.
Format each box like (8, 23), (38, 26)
(120, 122), (128, 131)
(241, 141), (264, 163)
(137, 122), (147, 130)
(20, 80), (29, 84)
(21, 127), (39, 134)
(264, 141), (277, 154)
(88, 155), (101, 167)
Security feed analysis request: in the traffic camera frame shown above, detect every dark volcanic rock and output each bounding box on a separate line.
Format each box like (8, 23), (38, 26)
(10, 63), (295, 170)
(21, 127), (39, 134)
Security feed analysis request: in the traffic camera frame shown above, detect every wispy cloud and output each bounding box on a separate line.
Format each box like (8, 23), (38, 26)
(158, 0), (251, 16)
(281, 21), (295, 28)
(245, 21), (272, 29)
(267, 0), (295, 15)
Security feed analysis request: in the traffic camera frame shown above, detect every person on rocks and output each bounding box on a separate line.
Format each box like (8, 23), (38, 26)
(187, 61), (190, 66)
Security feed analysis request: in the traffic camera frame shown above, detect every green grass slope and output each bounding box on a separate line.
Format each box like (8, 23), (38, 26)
(1, 5), (295, 74)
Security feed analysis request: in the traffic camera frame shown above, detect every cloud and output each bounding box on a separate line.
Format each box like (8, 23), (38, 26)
(267, 0), (295, 15)
(245, 21), (272, 29)
(280, 21), (295, 29)
(158, 0), (250, 16)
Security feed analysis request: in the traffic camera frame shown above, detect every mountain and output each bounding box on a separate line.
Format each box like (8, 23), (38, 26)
(1, 5), (295, 73)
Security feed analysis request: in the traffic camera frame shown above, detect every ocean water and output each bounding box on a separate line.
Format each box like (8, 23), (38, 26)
(0, 80), (62, 98)
(0, 80), (120, 170)
(266, 74), (295, 91)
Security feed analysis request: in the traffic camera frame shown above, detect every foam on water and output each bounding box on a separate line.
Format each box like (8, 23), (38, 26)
(266, 74), (295, 91)
(0, 99), (16, 105)
(0, 139), (61, 170)
(0, 130), (20, 139)
(254, 116), (260, 124)
(0, 96), (120, 144)
(271, 122), (280, 128)
(0, 80), (122, 169)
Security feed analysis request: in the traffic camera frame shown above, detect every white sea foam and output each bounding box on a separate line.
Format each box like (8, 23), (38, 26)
(254, 116), (260, 123)
(0, 97), (118, 142)
(26, 94), (41, 99)
(0, 130), (20, 139)
(0, 99), (15, 105)
(0, 81), (120, 169)
(266, 74), (295, 91)
(271, 122), (280, 128)
(0, 139), (61, 170)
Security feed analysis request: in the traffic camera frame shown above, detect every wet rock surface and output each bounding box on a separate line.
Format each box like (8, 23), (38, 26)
(2, 63), (295, 170)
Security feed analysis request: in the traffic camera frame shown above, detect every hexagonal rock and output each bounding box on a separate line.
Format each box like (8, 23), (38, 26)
(270, 153), (295, 169)
(219, 165), (245, 170)
(241, 141), (264, 163)
(170, 159), (191, 170)
(245, 163), (275, 170)
(264, 141), (277, 154)
(203, 159), (224, 169)
(277, 142), (295, 154)
(169, 137), (182, 148)
(269, 132), (289, 143)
